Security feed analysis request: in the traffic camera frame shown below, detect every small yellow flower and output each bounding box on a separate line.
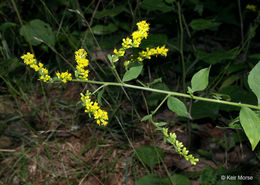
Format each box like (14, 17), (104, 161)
(56, 71), (72, 83)
(114, 48), (125, 57)
(122, 37), (133, 49)
(124, 60), (130, 67)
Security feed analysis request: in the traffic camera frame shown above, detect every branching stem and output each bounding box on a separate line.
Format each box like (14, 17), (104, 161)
(72, 79), (260, 111)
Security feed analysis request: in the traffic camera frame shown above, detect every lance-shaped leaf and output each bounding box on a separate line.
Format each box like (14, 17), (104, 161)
(167, 96), (188, 118)
(122, 63), (143, 82)
(191, 66), (211, 92)
(239, 107), (260, 150)
(248, 61), (260, 105)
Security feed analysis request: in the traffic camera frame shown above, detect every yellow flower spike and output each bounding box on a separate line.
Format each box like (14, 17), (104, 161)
(81, 92), (108, 126)
(114, 20), (168, 65)
(75, 49), (89, 80)
(21, 52), (53, 82)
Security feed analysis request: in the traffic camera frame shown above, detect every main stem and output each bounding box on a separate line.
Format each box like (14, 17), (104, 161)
(72, 79), (260, 110)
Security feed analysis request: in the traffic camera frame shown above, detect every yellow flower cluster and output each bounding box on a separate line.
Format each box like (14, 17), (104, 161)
(56, 71), (72, 83)
(112, 20), (168, 66)
(121, 20), (149, 49)
(132, 20), (149, 47)
(246, 4), (256, 11)
(137, 46), (169, 61)
(81, 91), (108, 126)
(162, 128), (199, 165)
(113, 20), (150, 59)
(21, 52), (52, 82)
(75, 49), (89, 80)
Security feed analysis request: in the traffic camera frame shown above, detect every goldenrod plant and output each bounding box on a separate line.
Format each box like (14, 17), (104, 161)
(21, 20), (260, 166)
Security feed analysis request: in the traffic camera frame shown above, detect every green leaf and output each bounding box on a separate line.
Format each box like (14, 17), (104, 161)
(141, 0), (172, 13)
(135, 145), (163, 170)
(170, 174), (190, 185)
(136, 174), (170, 185)
(191, 67), (210, 92)
(122, 63), (143, 82)
(97, 88), (104, 106)
(167, 96), (188, 118)
(20, 19), (55, 46)
(157, 122), (168, 127)
(107, 54), (113, 63)
(91, 23), (118, 35)
(189, 19), (221, 31)
(239, 107), (260, 150)
(141, 114), (153, 122)
(248, 61), (260, 105)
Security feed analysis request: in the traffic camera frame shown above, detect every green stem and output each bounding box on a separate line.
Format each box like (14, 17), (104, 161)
(92, 84), (107, 95)
(153, 95), (170, 115)
(72, 79), (260, 110)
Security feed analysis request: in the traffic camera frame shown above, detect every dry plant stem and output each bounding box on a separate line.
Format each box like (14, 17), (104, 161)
(177, 1), (186, 93)
(72, 79), (260, 111)
(237, 0), (244, 45)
